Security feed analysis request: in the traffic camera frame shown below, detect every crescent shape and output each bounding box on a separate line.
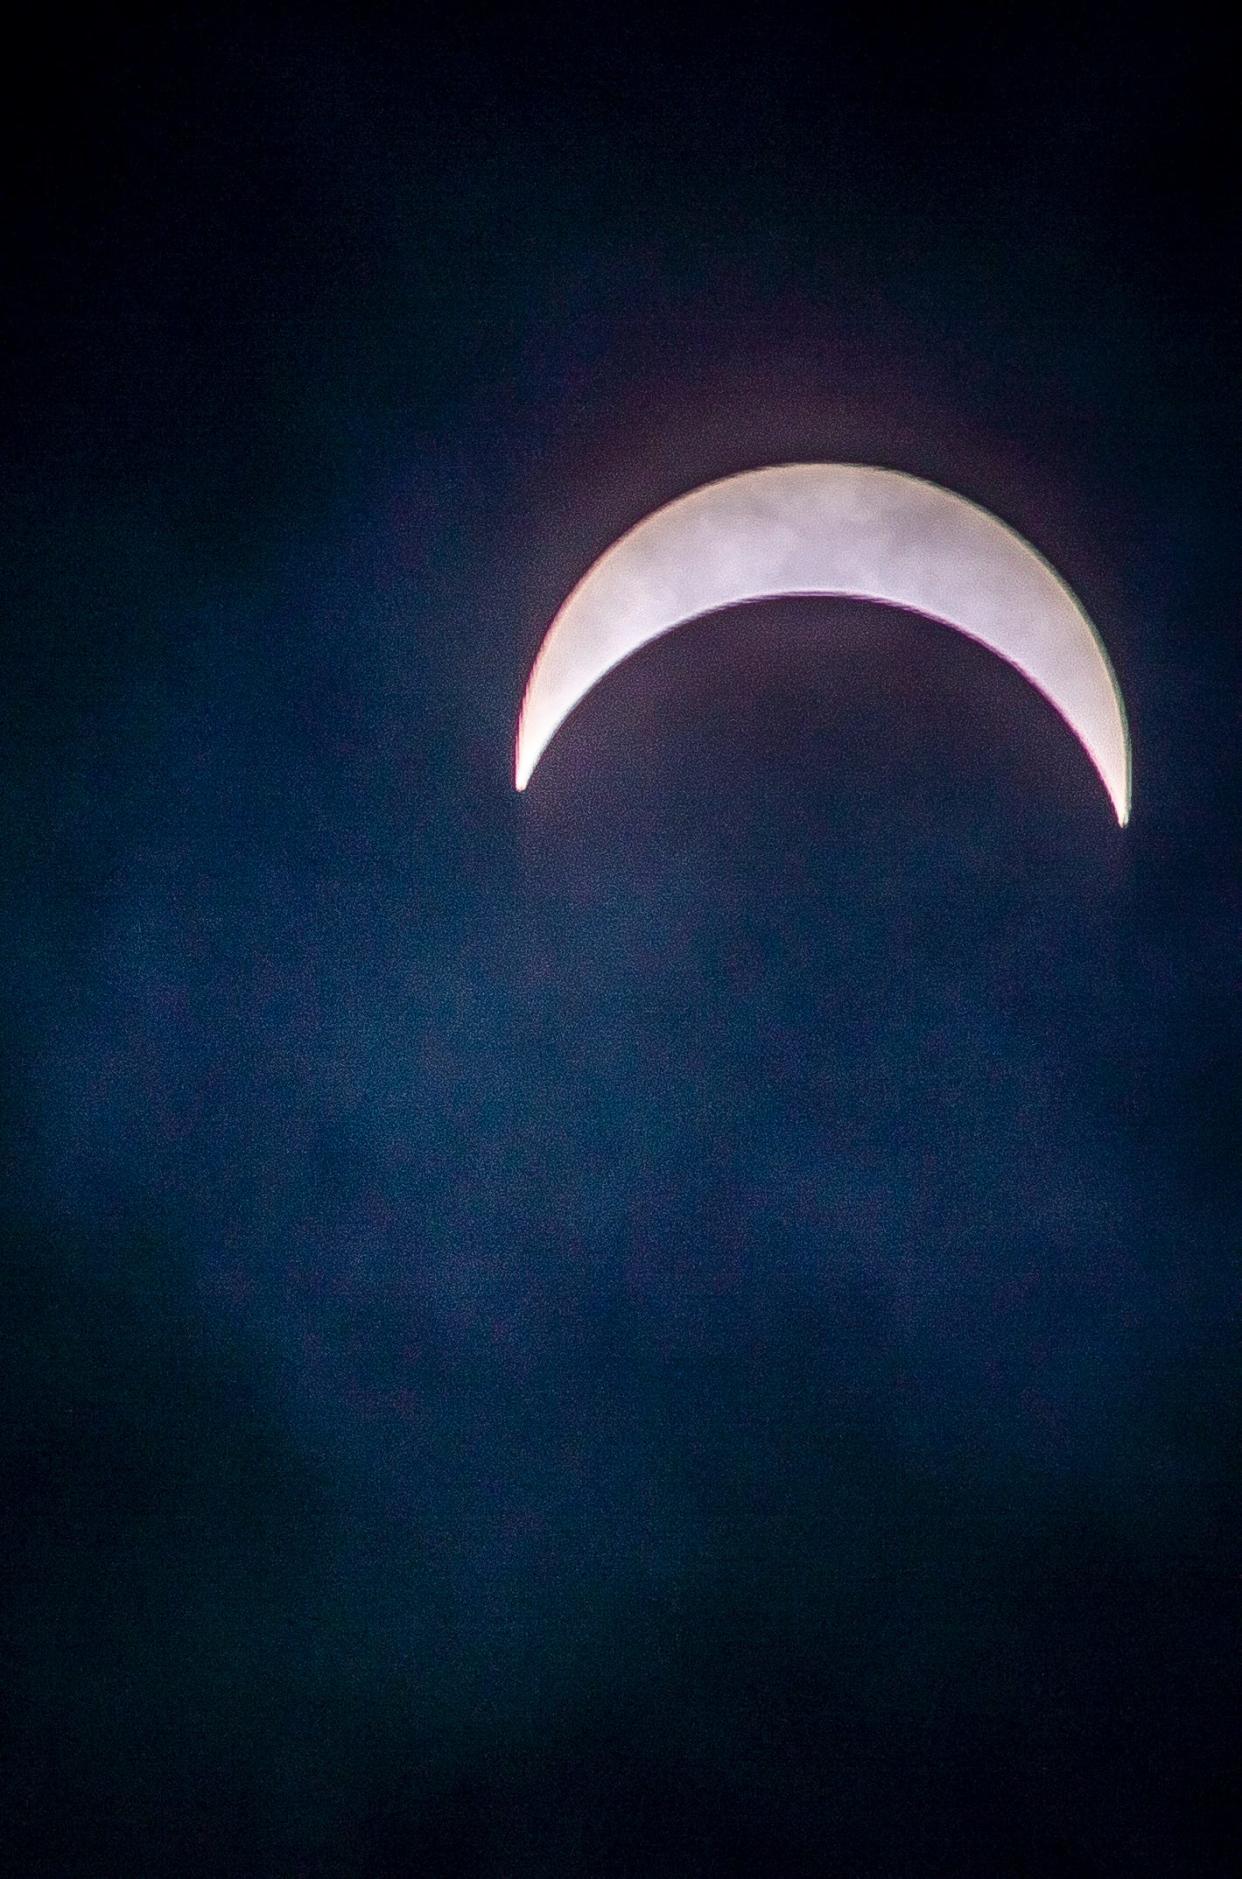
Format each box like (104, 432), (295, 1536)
(515, 464), (1131, 823)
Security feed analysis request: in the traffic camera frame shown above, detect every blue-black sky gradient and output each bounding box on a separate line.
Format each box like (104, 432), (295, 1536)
(2, 10), (1238, 1874)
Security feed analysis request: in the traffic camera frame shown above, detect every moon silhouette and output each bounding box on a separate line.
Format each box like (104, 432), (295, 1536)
(515, 464), (1131, 823)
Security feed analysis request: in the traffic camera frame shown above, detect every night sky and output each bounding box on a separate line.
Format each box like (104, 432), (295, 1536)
(3, 10), (1238, 1874)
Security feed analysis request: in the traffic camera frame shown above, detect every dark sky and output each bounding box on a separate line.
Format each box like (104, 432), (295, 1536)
(2, 9), (1238, 1874)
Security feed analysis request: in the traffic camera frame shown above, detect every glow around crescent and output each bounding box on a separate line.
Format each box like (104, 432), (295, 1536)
(515, 464), (1131, 823)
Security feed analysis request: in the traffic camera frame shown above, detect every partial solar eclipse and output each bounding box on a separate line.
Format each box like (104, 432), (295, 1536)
(515, 464), (1131, 823)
